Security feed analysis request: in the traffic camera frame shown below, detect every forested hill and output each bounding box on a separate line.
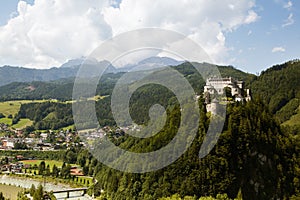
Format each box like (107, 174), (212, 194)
(92, 99), (299, 200)
(0, 80), (74, 101)
(250, 59), (300, 125)
(0, 65), (78, 86)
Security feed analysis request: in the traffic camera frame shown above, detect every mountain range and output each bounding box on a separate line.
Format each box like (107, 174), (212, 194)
(0, 56), (183, 86)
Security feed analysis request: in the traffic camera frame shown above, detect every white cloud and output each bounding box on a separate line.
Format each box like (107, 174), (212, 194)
(272, 47), (286, 53)
(282, 13), (294, 27)
(0, 0), (258, 68)
(244, 10), (259, 24)
(103, 0), (258, 65)
(283, 1), (293, 10)
(0, 0), (112, 68)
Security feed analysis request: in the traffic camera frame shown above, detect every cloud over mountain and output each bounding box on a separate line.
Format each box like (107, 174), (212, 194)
(0, 0), (258, 69)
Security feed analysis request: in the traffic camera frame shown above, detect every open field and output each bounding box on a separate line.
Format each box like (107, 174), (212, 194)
(0, 100), (47, 117)
(21, 159), (65, 169)
(0, 118), (33, 129)
(0, 184), (23, 200)
(0, 117), (12, 125)
(0, 101), (23, 117)
(0, 100), (56, 129)
(21, 160), (78, 169)
(12, 118), (33, 129)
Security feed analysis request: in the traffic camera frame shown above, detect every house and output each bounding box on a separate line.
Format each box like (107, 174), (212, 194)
(15, 129), (23, 137)
(1, 139), (14, 149)
(16, 155), (24, 160)
(40, 133), (48, 140)
(1, 165), (10, 172)
(70, 167), (84, 176)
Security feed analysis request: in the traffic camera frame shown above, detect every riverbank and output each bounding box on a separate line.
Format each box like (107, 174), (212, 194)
(0, 175), (92, 199)
(8, 172), (91, 188)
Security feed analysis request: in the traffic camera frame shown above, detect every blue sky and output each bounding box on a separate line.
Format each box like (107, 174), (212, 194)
(0, 0), (298, 74)
(225, 0), (300, 73)
(0, 0), (34, 26)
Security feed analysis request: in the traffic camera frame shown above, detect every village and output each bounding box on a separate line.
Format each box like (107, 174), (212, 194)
(0, 122), (130, 179)
(0, 123), (79, 151)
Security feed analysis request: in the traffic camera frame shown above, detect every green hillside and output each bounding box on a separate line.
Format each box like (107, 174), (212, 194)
(0, 79), (74, 101)
(91, 100), (299, 200)
(250, 59), (300, 127)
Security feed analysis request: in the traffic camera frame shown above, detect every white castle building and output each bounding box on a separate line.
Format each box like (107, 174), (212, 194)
(204, 77), (251, 100)
(204, 77), (251, 114)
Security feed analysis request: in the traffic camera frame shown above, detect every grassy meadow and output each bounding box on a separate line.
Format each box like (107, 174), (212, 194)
(21, 159), (76, 169)
(0, 100), (44, 128)
(21, 160), (79, 175)
(0, 184), (23, 200)
(0, 100), (72, 129)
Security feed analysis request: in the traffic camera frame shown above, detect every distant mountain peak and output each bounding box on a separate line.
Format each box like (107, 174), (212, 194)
(137, 56), (184, 66)
(119, 56), (184, 72)
(60, 57), (99, 68)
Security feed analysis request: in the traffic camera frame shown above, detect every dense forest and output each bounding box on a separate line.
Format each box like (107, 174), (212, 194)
(88, 99), (299, 200)
(251, 59), (300, 131)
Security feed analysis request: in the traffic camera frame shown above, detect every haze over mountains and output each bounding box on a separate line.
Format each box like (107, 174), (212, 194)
(0, 56), (183, 86)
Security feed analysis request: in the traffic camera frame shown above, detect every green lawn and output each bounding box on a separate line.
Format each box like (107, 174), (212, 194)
(12, 118), (33, 129)
(75, 176), (93, 186)
(0, 100), (53, 128)
(0, 118), (33, 129)
(0, 184), (23, 200)
(22, 160), (64, 169)
(0, 101), (22, 117)
(0, 100), (47, 117)
(21, 160), (78, 169)
(0, 118), (12, 125)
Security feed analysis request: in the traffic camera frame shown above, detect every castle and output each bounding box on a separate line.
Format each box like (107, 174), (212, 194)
(204, 77), (251, 114)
